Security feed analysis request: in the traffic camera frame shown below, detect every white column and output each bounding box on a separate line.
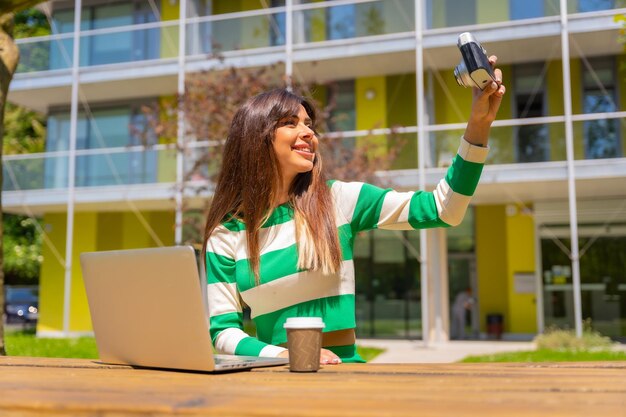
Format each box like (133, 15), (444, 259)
(285, 0), (293, 90)
(534, 220), (545, 333)
(414, 0), (431, 346)
(425, 228), (450, 343)
(175, 0), (187, 245)
(62, 0), (82, 336)
(559, 0), (583, 338)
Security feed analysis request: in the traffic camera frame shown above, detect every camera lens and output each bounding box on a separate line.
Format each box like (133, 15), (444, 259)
(454, 66), (464, 87)
(454, 61), (473, 88)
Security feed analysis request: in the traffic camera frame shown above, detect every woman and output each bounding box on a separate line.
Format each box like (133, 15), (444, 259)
(204, 58), (505, 364)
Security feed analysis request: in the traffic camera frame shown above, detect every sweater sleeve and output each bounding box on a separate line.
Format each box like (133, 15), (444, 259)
(332, 137), (489, 232)
(205, 225), (287, 358)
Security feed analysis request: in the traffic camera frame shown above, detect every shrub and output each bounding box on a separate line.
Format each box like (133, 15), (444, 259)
(534, 320), (615, 351)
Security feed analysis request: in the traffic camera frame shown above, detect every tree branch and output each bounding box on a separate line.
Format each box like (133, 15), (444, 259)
(0, 0), (46, 16)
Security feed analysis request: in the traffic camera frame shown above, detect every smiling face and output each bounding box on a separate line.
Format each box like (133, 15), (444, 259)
(273, 104), (319, 186)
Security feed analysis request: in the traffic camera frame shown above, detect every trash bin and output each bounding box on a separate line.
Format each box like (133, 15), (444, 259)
(486, 313), (503, 340)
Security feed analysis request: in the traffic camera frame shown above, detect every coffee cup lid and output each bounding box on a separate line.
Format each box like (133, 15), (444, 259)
(283, 317), (325, 329)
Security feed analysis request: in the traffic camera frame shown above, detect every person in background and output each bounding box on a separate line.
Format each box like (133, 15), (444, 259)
(203, 57), (505, 364)
(451, 287), (475, 340)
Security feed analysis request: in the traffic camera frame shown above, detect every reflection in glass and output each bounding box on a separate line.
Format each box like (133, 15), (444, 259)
(354, 229), (421, 338)
(188, 13), (285, 55)
(541, 233), (626, 340)
(294, 0), (413, 44)
(510, 0), (544, 20)
(327, 80), (356, 132)
(3, 157), (62, 191)
(514, 63), (549, 162)
(43, 105), (165, 188)
(577, 0), (616, 12)
(582, 57), (620, 159)
(444, 0), (475, 27)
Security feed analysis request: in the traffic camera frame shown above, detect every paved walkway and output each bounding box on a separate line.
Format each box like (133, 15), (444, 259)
(357, 339), (536, 363)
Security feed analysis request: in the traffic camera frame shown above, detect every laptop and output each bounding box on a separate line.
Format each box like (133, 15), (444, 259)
(80, 245), (288, 372)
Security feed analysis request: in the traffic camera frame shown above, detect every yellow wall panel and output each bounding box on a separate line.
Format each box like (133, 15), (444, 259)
(356, 76), (387, 130)
(569, 59), (585, 160)
(475, 205), (509, 332)
(160, 0), (179, 58)
(38, 209), (176, 334)
(214, 0), (242, 14)
(69, 212), (98, 331)
(434, 69), (472, 124)
(356, 76), (387, 159)
(308, 8), (327, 42)
(122, 211), (151, 249)
(386, 73), (417, 170)
(97, 212), (123, 251)
(37, 213), (67, 333)
(505, 205), (537, 333)
(149, 211), (176, 247)
(617, 54), (626, 155)
(477, 0), (509, 24)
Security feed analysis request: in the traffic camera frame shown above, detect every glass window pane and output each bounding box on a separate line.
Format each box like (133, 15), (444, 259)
(327, 5), (356, 40)
(581, 57), (620, 159)
(85, 108), (132, 149)
(510, 0), (544, 20)
(577, 0), (615, 12)
(87, 4), (133, 66)
(294, 0), (413, 44)
(514, 63), (549, 162)
(92, 4), (133, 29)
(328, 80), (356, 132)
(445, 0), (475, 27)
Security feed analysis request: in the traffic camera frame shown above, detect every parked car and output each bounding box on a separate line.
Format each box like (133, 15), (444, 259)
(4, 286), (39, 324)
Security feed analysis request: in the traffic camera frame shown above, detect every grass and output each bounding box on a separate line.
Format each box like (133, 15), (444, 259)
(462, 349), (626, 363)
(462, 324), (626, 363)
(5, 328), (98, 358)
(356, 346), (385, 362)
(5, 328), (385, 362)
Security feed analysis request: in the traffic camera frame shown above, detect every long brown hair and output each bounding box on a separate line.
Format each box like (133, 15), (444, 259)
(202, 89), (342, 284)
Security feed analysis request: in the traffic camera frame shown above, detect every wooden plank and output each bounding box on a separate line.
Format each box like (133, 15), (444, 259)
(0, 357), (624, 417)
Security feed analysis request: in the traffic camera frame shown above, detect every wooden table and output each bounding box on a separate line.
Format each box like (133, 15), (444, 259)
(1, 356), (625, 416)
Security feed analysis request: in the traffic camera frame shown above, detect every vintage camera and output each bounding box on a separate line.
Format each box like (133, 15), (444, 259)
(453, 32), (496, 90)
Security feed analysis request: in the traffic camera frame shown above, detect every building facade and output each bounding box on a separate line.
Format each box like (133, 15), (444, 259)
(6, 0), (626, 342)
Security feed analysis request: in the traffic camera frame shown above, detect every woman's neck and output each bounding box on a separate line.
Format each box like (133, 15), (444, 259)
(274, 194), (289, 207)
(274, 178), (291, 207)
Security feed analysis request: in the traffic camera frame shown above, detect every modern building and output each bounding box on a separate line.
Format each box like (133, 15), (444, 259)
(5, 0), (626, 342)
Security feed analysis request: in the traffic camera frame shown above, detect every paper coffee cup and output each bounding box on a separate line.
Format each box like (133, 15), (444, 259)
(283, 317), (325, 372)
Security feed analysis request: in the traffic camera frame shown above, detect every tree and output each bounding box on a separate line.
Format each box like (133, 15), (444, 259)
(142, 63), (405, 246)
(0, 0), (47, 356)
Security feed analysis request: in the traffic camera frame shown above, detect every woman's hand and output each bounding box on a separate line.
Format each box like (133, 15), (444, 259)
(464, 55), (506, 147)
(320, 348), (342, 365)
(277, 348), (342, 365)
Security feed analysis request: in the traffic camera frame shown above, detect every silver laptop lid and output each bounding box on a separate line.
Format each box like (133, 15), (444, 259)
(81, 246), (217, 372)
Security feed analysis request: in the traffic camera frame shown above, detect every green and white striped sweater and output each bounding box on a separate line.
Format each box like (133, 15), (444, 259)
(205, 138), (489, 362)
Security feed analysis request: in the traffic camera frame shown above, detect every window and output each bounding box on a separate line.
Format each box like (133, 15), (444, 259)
(510, 0), (544, 20)
(582, 57), (620, 159)
(327, 4), (356, 40)
(51, 1), (160, 68)
(45, 104), (158, 188)
(513, 63), (549, 162)
(270, 0), (286, 46)
(327, 80), (356, 132)
(444, 0), (475, 27)
(577, 0), (615, 12)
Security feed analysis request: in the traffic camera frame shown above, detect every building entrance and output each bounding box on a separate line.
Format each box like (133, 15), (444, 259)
(448, 254), (479, 340)
(354, 229), (422, 339)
